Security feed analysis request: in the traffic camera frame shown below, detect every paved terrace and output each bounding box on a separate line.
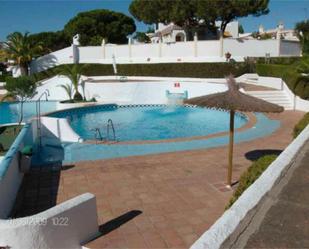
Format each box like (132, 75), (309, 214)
(11, 111), (304, 248)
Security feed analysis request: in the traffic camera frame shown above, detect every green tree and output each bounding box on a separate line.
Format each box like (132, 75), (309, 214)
(29, 31), (70, 54)
(130, 0), (269, 38)
(130, 0), (201, 40)
(133, 32), (151, 43)
(239, 24), (244, 34)
(196, 0), (269, 36)
(295, 56), (309, 91)
(295, 20), (309, 55)
(146, 27), (155, 33)
(63, 9), (136, 45)
(57, 64), (86, 101)
(129, 0), (170, 25)
(2, 32), (43, 75)
(3, 76), (37, 123)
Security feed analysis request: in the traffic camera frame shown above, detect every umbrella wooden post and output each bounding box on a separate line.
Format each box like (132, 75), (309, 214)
(227, 110), (235, 187)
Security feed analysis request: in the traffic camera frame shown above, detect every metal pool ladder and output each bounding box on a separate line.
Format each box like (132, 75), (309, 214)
(35, 89), (50, 148)
(92, 128), (103, 144)
(107, 119), (116, 142)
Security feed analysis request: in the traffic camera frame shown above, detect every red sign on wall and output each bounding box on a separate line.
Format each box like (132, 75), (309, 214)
(174, 82), (180, 88)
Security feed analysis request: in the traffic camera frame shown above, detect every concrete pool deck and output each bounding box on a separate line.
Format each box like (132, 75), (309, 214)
(12, 110), (305, 248)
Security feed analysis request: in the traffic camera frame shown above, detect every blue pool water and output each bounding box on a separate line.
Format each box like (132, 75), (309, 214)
(32, 112), (280, 165)
(0, 101), (57, 124)
(0, 101), (280, 165)
(51, 105), (248, 141)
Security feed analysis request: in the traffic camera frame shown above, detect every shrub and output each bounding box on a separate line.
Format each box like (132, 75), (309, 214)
(254, 57), (301, 65)
(32, 62), (251, 81)
(119, 63), (251, 78)
(4, 76), (37, 123)
(0, 75), (6, 82)
(256, 64), (290, 78)
(226, 155), (278, 209)
(256, 63), (309, 100)
(293, 112), (309, 138)
(0, 64), (12, 82)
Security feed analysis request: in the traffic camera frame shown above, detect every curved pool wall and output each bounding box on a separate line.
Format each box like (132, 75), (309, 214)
(50, 104), (248, 142)
(34, 112), (280, 165)
(33, 75), (228, 104)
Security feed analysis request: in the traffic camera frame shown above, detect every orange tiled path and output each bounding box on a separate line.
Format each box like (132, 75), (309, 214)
(13, 111), (304, 249)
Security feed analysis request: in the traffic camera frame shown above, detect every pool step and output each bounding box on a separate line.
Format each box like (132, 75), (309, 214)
(245, 90), (293, 110)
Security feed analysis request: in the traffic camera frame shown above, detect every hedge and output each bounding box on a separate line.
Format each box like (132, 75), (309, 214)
(255, 57), (301, 65)
(33, 62), (252, 81)
(256, 63), (309, 100)
(26, 59), (309, 100)
(0, 72), (12, 82)
(117, 62), (251, 78)
(293, 112), (309, 138)
(226, 155), (278, 209)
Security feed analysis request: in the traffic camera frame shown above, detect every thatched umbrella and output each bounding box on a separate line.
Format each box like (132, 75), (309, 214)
(184, 76), (284, 187)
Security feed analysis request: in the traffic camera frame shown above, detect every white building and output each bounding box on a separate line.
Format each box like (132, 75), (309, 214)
(237, 22), (300, 41)
(149, 23), (187, 43)
(259, 23), (299, 41)
(149, 21), (239, 43)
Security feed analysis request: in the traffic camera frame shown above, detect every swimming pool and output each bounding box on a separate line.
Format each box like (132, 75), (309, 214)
(50, 105), (248, 141)
(0, 101), (57, 124)
(0, 101), (280, 165)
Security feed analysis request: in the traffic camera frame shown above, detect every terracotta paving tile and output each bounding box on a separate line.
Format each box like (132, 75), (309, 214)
(175, 226), (196, 236)
(118, 221), (140, 236)
(143, 230), (168, 248)
(11, 111), (305, 248)
(124, 232), (149, 248)
(159, 228), (187, 248)
(183, 233), (200, 247)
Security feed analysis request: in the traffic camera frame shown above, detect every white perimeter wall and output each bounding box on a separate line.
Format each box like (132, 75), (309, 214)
(75, 41), (221, 64)
(280, 40), (302, 56)
(223, 39), (280, 57)
(30, 39), (301, 73)
(31, 47), (74, 73)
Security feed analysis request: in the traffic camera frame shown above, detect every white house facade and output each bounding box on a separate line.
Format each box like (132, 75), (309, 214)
(149, 21), (240, 43)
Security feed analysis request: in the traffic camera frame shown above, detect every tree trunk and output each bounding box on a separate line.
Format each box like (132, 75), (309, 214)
(73, 91), (83, 101)
(227, 110), (235, 187)
(19, 65), (28, 76)
(19, 100), (24, 124)
(221, 21), (228, 36)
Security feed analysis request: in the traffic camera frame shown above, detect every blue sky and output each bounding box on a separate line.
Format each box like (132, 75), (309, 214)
(0, 0), (308, 41)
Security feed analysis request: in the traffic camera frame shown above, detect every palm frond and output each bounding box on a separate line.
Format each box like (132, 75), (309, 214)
(57, 83), (73, 100)
(57, 64), (85, 99)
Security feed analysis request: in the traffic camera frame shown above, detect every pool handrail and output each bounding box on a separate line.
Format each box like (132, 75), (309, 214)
(35, 89), (50, 148)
